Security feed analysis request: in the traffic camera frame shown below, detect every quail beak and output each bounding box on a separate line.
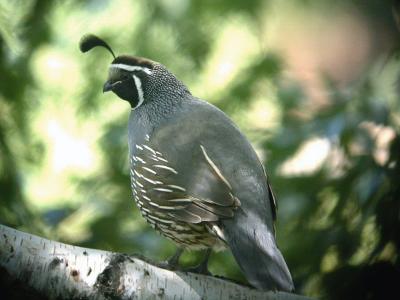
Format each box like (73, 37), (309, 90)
(103, 81), (114, 93)
(104, 80), (124, 93)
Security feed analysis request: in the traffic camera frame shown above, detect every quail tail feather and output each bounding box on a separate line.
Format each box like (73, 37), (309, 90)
(222, 216), (294, 292)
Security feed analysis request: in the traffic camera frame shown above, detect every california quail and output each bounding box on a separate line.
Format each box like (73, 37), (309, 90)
(80, 34), (294, 292)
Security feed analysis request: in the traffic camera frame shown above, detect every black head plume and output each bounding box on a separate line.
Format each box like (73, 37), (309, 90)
(79, 34), (116, 58)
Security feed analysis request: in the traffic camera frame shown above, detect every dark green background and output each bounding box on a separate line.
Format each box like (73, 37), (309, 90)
(1, 1), (399, 299)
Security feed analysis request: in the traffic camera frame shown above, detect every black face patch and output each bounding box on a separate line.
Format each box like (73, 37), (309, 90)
(112, 75), (139, 107)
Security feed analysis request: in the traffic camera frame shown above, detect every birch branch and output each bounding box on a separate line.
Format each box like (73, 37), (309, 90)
(0, 224), (310, 299)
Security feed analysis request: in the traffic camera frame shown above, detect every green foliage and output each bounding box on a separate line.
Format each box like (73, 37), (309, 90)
(0, 0), (399, 298)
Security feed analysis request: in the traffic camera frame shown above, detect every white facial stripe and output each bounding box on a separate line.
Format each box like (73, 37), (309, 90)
(132, 74), (144, 110)
(111, 63), (152, 75)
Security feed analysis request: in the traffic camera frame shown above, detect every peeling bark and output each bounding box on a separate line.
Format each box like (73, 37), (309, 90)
(0, 224), (310, 299)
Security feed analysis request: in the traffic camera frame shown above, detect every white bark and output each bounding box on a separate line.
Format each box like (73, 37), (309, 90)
(0, 224), (310, 299)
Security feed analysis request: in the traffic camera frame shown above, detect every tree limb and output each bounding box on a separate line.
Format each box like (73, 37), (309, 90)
(0, 224), (310, 299)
